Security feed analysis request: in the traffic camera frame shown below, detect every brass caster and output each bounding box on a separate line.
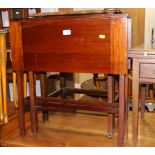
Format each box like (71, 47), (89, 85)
(107, 133), (113, 139)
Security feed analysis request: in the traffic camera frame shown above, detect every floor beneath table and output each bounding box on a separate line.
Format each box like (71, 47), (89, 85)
(1, 109), (155, 147)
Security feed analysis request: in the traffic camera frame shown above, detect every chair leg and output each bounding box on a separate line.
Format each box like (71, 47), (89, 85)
(149, 84), (154, 101)
(93, 74), (104, 102)
(28, 71), (38, 135)
(42, 111), (49, 122)
(141, 84), (146, 119)
(95, 80), (104, 102)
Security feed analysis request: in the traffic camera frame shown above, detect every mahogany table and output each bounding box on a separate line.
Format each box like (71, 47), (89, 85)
(10, 12), (128, 146)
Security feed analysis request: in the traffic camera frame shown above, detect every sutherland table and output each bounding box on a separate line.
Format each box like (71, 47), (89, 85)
(10, 12), (128, 146)
(128, 43), (155, 146)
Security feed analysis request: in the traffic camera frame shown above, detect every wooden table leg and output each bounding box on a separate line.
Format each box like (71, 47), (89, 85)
(117, 75), (125, 146)
(107, 75), (115, 138)
(124, 74), (128, 138)
(132, 58), (139, 146)
(40, 73), (48, 123)
(16, 71), (26, 136)
(141, 84), (146, 119)
(28, 71), (38, 135)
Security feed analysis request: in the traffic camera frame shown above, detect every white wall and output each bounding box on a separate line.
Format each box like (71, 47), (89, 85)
(144, 8), (155, 44)
(1, 11), (9, 27)
(73, 8), (103, 11)
(41, 8), (58, 13)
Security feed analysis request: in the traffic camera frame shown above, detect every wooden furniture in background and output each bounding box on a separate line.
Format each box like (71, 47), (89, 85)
(0, 30), (8, 123)
(0, 8), (42, 123)
(128, 43), (155, 146)
(0, 9), (30, 124)
(10, 12), (128, 146)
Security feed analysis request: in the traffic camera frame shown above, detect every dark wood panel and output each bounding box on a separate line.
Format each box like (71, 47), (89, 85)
(9, 22), (24, 71)
(23, 52), (111, 73)
(22, 19), (110, 54)
(10, 13), (127, 74)
(22, 18), (110, 73)
(110, 17), (127, 75)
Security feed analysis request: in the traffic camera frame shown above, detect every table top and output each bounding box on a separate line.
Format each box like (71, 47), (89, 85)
(33, 9), (125, 18)
(10, 13), (127, 74)
(128, 43), (155, 58)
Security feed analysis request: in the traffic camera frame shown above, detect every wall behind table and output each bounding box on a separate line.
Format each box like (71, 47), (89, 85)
(119, 8), (145, 47)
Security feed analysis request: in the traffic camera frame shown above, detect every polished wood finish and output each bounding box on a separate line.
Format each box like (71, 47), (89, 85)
(0, 32), (3, 121)
(128, 43), (155, 146)
(1, 31), (8, 122)
(10, 13), (128, 146)
(107, 76), (115, 137)
(28, 72), (38, 135)
(10, 13), (127, 74)
(16, 71), (25, 136)
(39, 8), (144, 48)
(0, 30), (8, 123)
(118, 75), (125, 146)
(39, 72), (49, 123)
(34, 9), (121, 17)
